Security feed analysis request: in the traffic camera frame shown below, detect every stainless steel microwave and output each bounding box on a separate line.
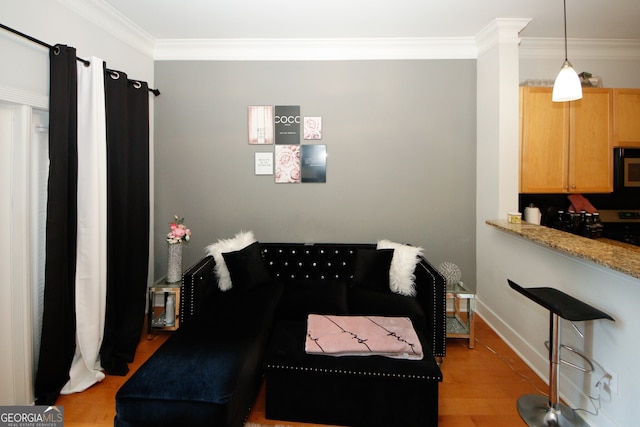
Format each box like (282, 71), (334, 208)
(614, 148), (640, 188)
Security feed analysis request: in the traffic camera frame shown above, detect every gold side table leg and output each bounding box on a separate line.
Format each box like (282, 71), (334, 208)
(468, 298), (475, 349)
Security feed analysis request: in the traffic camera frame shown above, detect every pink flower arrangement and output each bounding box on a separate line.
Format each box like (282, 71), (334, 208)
(166, 215), (191, 244)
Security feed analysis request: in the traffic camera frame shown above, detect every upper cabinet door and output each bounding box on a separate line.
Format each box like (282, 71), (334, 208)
(613, 89), (640, 148)
(569, 89), (613, 193)
(520, 87), (569, 193)
(519, 87), (613, 194)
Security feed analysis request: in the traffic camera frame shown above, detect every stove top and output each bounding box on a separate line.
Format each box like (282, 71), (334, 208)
(597, 210), (640, 223)
(598, 210), (640, 246)
(600, 209), (640, 246)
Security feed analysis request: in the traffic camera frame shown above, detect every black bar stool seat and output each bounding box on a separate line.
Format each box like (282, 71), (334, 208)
(508, 283), (614, 322)
(508, 279), (614, 427)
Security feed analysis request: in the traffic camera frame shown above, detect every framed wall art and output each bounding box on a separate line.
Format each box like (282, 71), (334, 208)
(254, 152), (274, 175)
(301, 145), (327, 183)
(274, 105), (300, 145)
(303, 117), (322, 140)
(274, 145), (301, 183)
(248, 105), (274, 144)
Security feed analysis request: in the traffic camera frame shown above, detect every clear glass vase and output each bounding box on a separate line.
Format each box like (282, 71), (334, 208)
(167, 242), (183, 283)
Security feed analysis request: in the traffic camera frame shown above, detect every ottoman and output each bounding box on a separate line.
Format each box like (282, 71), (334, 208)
(264, 319), (442, 427)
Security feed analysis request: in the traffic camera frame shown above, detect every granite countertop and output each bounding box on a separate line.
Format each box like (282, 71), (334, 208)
(486, 219), (640, 280)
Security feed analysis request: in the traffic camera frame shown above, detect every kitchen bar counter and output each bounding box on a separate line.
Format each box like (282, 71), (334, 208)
(486, 219), (640, 280)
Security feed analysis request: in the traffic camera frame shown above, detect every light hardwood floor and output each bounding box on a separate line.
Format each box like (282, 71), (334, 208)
(55, 317), (547, 426)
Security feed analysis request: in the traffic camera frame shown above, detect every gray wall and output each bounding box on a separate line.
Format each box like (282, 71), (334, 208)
(154, 60), (477, 287)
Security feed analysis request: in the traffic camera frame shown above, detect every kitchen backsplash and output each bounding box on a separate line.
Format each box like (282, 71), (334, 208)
(519, 190), (640, 225)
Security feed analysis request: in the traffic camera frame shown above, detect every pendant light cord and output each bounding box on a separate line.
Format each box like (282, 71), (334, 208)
(562, 0), (569, 61)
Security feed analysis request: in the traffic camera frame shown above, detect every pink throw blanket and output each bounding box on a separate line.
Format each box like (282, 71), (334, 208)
(305, 314), (423, 360)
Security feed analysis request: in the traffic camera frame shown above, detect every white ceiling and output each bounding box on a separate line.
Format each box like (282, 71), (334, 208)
(102, 0), (640, 41)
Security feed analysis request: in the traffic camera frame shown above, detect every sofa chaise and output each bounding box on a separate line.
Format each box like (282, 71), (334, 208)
(114, 240), (446, 427)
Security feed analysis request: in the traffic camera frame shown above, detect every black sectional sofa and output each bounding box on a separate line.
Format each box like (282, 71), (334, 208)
(115, 242), (446, 427)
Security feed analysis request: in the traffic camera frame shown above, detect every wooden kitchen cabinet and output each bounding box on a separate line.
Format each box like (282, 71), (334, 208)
(519, 87), (613, 193)
(613, 88), (640, 147)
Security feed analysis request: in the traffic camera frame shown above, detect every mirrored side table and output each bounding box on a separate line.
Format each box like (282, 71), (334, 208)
(147, 277), (180, 339)
(446, 281), (475, 348)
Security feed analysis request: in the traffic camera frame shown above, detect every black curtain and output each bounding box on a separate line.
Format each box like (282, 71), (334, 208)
(34, 45), (78, 405)
(100, 71), (150, 375)
(34, 47), (151, 404)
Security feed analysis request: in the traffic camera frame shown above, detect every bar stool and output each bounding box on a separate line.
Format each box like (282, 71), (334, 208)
(508, 279), (614, 427)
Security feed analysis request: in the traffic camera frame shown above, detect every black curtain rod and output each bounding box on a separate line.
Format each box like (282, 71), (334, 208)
(1, 22), (160, 96)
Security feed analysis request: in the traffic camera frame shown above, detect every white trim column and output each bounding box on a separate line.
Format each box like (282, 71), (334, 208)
(475, 18), (530, 224)
(0, 102), (35, 405)
(475, 17), (530, 316)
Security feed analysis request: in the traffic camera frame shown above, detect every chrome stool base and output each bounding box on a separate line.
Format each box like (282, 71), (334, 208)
(517, 394), (588, 427)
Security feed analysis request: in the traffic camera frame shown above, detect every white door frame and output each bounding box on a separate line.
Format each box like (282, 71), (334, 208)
(0, 87), (48, 405)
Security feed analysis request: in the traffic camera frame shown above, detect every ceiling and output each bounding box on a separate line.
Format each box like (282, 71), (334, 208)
(102, 0), (640, 41)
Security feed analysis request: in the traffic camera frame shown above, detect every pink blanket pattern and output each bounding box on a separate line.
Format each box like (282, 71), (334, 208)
(305, 314), (423, 360)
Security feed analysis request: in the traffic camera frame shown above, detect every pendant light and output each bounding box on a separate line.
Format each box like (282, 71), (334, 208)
(552, 0), (582, 102)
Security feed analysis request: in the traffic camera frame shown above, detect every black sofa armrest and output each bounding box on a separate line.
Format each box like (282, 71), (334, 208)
(414, 254), (447, 358)
(180, 255), (218, 325)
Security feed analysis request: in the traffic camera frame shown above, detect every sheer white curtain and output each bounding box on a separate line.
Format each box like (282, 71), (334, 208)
(60, 57), (108, 394)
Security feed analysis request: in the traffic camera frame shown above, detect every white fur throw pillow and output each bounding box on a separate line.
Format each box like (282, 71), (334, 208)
(205, 231), (257, 291)
(376, 240), (423, 296)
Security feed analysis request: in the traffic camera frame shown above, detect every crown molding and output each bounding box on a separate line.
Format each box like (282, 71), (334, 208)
(475, 18), (532, 56)
(56, 0), (155, 58)
(520, 37), (640, 60)
(153, 37), (478, 61)
(56, 1), (640, 62)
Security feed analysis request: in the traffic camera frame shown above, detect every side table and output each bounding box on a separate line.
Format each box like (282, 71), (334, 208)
(147, 277), (181, 338)
(446, 281), (475, 348)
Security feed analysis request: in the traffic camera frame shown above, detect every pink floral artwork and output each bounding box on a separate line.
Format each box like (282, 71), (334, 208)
(275, 145), (301, 183)
(303, 116), (322, 140)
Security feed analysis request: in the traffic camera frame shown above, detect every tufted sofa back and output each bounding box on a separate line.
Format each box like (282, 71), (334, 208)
(260, 243), (375, 282)
(181, 243), (374, 324)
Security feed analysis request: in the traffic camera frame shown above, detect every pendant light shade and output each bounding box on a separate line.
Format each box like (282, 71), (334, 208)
(552, 60), (582, 102)
(552, 0), (582, 102)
